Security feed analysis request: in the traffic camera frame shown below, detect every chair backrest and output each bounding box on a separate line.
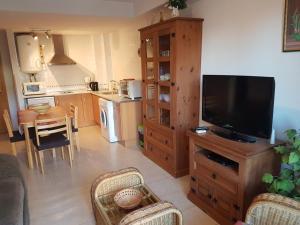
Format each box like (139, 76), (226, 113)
(119, 201), (183, 225)
(34, 116), (69, 146)
(245, 193), (300, 225)
(69, 104), (78, 129)
(2, 109), (14, 138)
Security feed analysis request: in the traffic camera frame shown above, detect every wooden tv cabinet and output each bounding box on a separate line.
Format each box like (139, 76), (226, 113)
(187, 130), (280, 225)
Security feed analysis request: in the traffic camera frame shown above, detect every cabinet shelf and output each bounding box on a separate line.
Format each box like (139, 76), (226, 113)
(158, 56), (170, 62)
(158, 102), (170, 110)
(158, 81), (171, 87)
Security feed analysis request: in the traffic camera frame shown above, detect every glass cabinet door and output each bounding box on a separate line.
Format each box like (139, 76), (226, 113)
(146, 38), (154, 59)
(146, 62), (155, 80)
(159, 34), (171, 57)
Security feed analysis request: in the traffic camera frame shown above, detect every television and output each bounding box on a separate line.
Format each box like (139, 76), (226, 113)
(202, 75), (275, 142)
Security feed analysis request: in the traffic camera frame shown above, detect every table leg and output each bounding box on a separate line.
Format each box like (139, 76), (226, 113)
(24, 124), (34, 169)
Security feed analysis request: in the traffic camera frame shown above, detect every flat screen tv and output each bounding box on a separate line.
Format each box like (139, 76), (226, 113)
(202, 75), (275, 141)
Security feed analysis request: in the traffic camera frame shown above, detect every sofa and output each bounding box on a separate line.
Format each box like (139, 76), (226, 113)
(0, 154), (29, 225)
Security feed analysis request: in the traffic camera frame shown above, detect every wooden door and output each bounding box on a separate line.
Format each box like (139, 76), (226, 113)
(92, 94), (100, 125)
(0, 55), (9, 133)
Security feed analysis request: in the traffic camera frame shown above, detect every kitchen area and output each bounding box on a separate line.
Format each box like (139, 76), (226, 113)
(6, 30), (143, 147)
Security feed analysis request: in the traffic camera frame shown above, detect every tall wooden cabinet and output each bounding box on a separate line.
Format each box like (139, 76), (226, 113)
(139, 18), (203, 177)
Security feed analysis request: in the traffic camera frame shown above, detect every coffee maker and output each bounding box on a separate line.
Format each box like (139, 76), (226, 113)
(89, 82), (99, 91)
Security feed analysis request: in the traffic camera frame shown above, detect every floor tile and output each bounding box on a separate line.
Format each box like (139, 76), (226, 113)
(0, 126), (218, 225)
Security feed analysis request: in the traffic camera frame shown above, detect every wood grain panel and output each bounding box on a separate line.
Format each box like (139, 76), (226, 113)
(0, 55), (10, 133)
(140, 18), (203, 177)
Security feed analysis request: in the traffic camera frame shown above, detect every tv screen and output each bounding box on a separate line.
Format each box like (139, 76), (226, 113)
(202, 75), (275, 139)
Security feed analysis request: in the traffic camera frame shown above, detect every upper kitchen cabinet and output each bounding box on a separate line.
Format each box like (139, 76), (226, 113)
(139, 18), (203, 177)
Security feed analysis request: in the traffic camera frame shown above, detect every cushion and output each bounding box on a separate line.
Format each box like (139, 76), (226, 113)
(32, 133), (70, 151)
(72, 125), (78, 133)
(9, 131), (24, 143)
(10, 128), (36, 143)
(0, 154), (29, 225)
(0, 177), (24, 225)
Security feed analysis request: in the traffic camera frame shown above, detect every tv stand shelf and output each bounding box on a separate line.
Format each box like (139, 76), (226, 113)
(187, 130), (280, 225)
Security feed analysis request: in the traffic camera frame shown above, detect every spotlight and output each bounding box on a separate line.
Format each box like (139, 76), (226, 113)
(32, 33), (38, 40)
(45, 31), (51, 39)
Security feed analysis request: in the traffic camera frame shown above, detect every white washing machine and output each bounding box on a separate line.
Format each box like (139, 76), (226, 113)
(99, 98), (119, 143)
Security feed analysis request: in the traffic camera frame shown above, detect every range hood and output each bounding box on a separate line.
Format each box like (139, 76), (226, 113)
(48, 35), (76, 65)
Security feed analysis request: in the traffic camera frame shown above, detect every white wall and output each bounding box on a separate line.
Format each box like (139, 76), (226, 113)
(109, 26), (142, 81)
(190, 0), (300, 139)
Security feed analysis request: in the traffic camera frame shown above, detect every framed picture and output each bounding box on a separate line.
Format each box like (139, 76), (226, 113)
(283, 0), (300, 52)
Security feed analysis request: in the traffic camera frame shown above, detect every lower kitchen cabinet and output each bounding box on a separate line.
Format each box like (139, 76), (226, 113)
(55, 93), (95, 128)
(115, 101), (142, 147)
(92, 94), (100, 125)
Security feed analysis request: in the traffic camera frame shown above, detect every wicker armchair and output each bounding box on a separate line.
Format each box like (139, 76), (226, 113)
(91, 168), (183, 225)
(244, 193), (300, 225)
(119, 201), (183, 225)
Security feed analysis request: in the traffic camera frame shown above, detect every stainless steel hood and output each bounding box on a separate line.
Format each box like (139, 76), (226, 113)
(48, 35), (76, 65)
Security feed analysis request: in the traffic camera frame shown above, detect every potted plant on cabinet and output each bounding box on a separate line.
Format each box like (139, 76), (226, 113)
(262, 129), (300, 200)
(167, 0), (187, 17)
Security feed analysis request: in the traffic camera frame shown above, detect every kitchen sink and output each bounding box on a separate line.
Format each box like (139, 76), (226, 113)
(62, 91), (74, 94)
(100, 91), (115, 95)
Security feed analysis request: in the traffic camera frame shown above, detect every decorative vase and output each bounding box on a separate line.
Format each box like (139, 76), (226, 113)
(171, 7), (179, 17)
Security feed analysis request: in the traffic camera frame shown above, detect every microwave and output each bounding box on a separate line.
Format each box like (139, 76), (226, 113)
(119, 80), (142, 100)
(23, 82), (46, 96)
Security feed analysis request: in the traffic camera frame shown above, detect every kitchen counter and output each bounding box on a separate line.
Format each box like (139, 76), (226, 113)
(23, 90), (141, 103)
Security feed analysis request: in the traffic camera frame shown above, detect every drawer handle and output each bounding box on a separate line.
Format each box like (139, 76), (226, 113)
(150, 146), (153, 151)
(233, 204), (240, 211)
(150, 132), (153, 136)
(191, 176), (196, 182)
(165, 156), (169, 161)
(191, 188), (196, 193)
(212, 173), (217, 179)
(207, 194), (212, 199)
(165, 139), (168, 144)
(213, 198), (218, 204)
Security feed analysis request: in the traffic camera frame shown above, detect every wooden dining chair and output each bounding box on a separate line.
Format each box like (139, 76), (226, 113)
(32, 116), (72, 174)
(2, 109), (35, 156)
(70, 104), (80, 152)
(3, 109), (20, 156)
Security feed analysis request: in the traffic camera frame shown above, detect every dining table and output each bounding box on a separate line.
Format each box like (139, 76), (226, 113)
(18, 106), (73, 169)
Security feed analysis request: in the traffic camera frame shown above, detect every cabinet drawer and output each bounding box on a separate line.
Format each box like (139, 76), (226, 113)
(146, 141), (175, 169)
(196, 164), (238, 196)
(213, 189), (240, 223)
(146, 126), (173, 148)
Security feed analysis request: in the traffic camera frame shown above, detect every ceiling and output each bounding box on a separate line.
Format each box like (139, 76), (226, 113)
(0, 0), (174, 33)
(104, 0), (135, 2)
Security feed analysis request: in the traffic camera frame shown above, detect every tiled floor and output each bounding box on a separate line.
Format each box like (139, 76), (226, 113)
(0, 126), (218, 225)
